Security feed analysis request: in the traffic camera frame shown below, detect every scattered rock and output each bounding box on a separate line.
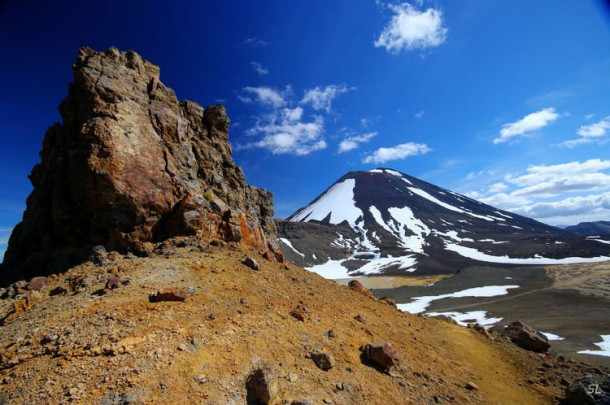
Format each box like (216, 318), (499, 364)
(26, 277), (48, 291)
(377, 296), (397, 307)
(564, 374), (610, 405)
(290, 308), (305, 322)
(149, 288), (187, 302)
(362, 342), (398, 371)
(312, 351), (336, 371)
(242, 257), (260, 271)
(246, 367), (278, 404)
(504, 321), (551, 352)
(468, 323), (491, 339)
(287, 372), (298, 383)
(348, 280), (374, 298)
(105, 278), (128, 290)
(327, 330), (336, 339)
(465, 381), (479, 391)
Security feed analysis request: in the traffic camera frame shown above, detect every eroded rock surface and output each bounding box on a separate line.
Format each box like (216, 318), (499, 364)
(1, 47), (276, 285)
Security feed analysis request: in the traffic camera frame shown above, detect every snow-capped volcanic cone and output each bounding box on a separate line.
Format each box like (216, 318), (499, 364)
(278, 168), (610, 278)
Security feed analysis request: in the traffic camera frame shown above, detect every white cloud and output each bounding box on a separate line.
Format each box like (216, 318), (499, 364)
(251, 62), (269, 76)
(505, 159), (610, 187)
(363, 142), (431, 164)
(494, 108), (559, 144)
(240, 86), (287, 108)
(513, 192), (610, 219)
(414, 110), (425, 119)
(282, 107), (303, 122)
(488, 182), (508, 194)
(559, 116), (610, 148)
(338, 132), (377, 153)
(301, 85), (354, 113)
(374, 3), (448, 54)
(579, 117), (610, 137)
(242, 115), (326, 156)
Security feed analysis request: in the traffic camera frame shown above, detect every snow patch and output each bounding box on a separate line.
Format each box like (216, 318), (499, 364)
(427, 311), (503, 327)
(540, 331), (564, 341)
(397, 285), (519, 314)
(445, 243), (610, 265)
(279, 238), (305, 258)
(578, 335), (610, 357)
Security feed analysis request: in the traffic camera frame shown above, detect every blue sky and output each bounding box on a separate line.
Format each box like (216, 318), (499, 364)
(1, 1), (610, 260)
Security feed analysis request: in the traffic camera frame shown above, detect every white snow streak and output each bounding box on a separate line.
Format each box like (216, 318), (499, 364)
(279, 238), (305, 258)
(427, 311), (503, 327)
(397, 285), (519, 314)
(445, 243), (610, 265)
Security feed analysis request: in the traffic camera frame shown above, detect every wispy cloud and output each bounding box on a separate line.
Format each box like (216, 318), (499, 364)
(338, 132), (377, 153)
(559, 116), (610, 148)
(468, 159), (610, 223)
(414, 110), (425, 119)
(493, 107), (559, 144)
(363, 142), (431, 164)
(251, 62), (269, 76)
(239, 86), (288, 108)
(301, 85), (354, 113)
(374, 3), (448, 54)
(243, 37), (268, 46)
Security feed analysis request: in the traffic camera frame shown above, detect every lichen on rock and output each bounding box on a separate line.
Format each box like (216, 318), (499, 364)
(1, 47), (277, 285)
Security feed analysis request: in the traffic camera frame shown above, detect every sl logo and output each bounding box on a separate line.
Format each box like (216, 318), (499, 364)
(586, 384), (604, 395)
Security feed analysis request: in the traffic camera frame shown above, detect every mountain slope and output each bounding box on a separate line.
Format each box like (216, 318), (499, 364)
(0, 241), (602, 404)
(565, 221), (610, 235)
(280, 169), (610, 277)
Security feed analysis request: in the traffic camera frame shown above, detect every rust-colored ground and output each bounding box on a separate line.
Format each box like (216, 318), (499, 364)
(0, 241), (605, 404)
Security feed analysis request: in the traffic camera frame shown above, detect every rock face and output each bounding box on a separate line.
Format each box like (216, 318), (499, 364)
(504, 321), (551, 353)
(1, 47), (277, 285)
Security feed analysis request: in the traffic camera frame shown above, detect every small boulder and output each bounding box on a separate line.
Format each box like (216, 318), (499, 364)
(27, 277), (48, 291)
(564, 374), (610, 405)
(246, 367), (278, 404)
(312, 351), (336, 371)
(504, 321), (550, 352)
(149, 288), (187, 302)
(242, 257), (260, 271)
(290, 308), (305, 322)
(362, 342), (398, 371)
(105, 278), (128, 290)
(348, 280), (374, 298)
(377, 296), (397, 308)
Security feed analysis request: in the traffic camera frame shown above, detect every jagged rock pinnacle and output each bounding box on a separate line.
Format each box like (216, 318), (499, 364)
(1, 47), (277, 285)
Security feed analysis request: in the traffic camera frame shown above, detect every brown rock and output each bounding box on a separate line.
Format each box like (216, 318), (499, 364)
(105, 277), (127, 290)
(26, 277), (48, 291)
(246, 367), (278, 404)
(362, 342), (398, 370)
(505, 321), (551, 353)
(149, 288), (187, 302)
(348, 280), (374, 298)
(312, 351), (336, 371)
(0, 47), (277, 286)
(242, 257), (260, 271)
(377, 296), (396, 307)
(290, 308), (305, 322)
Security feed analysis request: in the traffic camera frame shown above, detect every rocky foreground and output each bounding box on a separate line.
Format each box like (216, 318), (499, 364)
(0, 239), (608, 404)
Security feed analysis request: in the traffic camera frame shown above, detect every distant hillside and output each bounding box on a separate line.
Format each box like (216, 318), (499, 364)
(564, 221), (610, 235)
(279, 168), (610, 277)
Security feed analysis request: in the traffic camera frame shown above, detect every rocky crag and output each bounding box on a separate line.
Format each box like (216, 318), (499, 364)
(1, 47), (277, 285)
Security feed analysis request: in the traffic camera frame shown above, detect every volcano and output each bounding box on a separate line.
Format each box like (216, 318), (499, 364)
(278, 168), (610, 277)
